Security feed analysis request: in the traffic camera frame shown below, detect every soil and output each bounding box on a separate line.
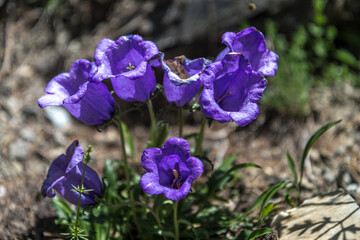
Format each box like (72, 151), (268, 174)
(0, 1), (359, 239)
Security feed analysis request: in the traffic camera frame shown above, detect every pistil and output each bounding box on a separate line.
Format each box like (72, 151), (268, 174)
(216, 91), (232, 103)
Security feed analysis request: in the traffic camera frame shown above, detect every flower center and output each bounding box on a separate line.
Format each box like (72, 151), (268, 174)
(126, 63), (135, 71)
(164, 56), (189, 79)
(171, 169), (183, 189)
(216, 91), (232, 104)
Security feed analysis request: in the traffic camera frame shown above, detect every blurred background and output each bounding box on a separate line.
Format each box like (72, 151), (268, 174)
(0, 0), (359, 238)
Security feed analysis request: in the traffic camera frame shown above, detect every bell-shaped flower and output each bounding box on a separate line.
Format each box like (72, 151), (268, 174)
(140, 137), (203, 201)
(200, 53), (267, 127)
(37, 59), (115, 125)
(94, 35), (159, 102)
(215, 27), (279, 77)
(41, 140), (102, 207)
(160, 53), (211, 107)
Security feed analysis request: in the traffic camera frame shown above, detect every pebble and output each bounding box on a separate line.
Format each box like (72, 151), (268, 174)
(9, 139), (27, 160)
(0, 185), (6, 199)
(4, 96), (22, 116)
(44, 106), (72, 129)
(20, 128), (36, 142)
(334, 146), (346, 156)
(346, 183), (360, 194)
(323, 170), (336, 183)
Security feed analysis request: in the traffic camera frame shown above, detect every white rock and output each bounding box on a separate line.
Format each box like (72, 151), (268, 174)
(273, 189), (360, 240)
(44, 106), (72, 129)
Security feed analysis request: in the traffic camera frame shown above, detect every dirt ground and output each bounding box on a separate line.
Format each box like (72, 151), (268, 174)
(1, 1), (360, 239)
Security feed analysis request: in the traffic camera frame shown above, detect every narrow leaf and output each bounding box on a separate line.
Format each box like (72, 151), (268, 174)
(260, 202), (274, 220)
(218, 154), (237, 170)
(300, 120), (341, 187)
(178, 219), (200, 240)
(247, 228), (273, 240)
(207, 163), (261, 199)
(285, 185), (299, 207)
(245, 181), (289, 216)
(259, 181), (289, 218)
(286, 152), (298, 184)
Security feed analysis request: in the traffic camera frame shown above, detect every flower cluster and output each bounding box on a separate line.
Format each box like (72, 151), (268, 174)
(39, 27), (278, 205)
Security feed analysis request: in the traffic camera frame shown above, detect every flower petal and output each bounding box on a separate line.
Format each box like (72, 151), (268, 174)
(111, 64), (156, 102)
(161, 138), (190, 161)
(141, 148), (162, 172)
(140, 172), (164, 195)
(217, 27), (279, 76)
(163, 178), (192, 201)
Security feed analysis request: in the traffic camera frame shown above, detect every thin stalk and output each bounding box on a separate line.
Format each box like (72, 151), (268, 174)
(174, 201), (179, 240)
(178, 108), (183, 138)
(146, 99), (157, 143)
(73, 161), (88, 238)
(114, 118), (130, 188)
(194, 117), (207, 156)
(114, 116), (141, 233)
(98, 199), (167, 240)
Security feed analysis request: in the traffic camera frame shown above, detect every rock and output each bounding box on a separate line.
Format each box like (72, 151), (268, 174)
(9, 139), (27, 160)
(20, 128), (36, 142)
(346, 183), (360, 195)
(272, 189), (360, 240)
(0, 185), (6, 199)
(44, 106), (72, 129)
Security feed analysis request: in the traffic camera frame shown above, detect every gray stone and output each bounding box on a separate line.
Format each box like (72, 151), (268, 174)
(272, 189), (360, 240)
(20, 128), (36, 142)
(0, 185), (6, 199)
(9, 139), (27, 160)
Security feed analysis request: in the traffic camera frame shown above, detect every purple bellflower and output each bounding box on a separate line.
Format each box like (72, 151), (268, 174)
(41, 140), (102, 207)
(140, 137), (203, 201)
(94, 35), (159, 102)
(200, 53), (267, 127)
(160, 54), (211, 107)
(215, 27), (279, 77)
(37, 59), (115, 125)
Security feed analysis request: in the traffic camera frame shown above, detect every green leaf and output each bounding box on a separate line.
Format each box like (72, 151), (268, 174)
(227, 163), (261, 174)
(247, 228), (273, 240)
(334, 49), (359, 69)
(299, 120), (341, 188)
(178, 219), (200, 240)
(51, 196), (74, 225)
(218, 155), (237, 170)
(259, 181), (289, 218)
(245, 181), (290, 216)
(207, 162), (261, 199)
(286, 152), (298, 184)
(236, 229), (252, 240)
(285, 185), (299, 207)
(260, 203), (274, 220)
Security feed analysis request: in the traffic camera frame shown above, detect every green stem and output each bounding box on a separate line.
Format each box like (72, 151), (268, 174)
(146, 100), (157, 143)
(74, 161), (88, 238)
(174, 201), (179, 240)
(114, 118), (130, 188)
(194, 117), (207, 156)
(113, 116), (141, 233)
(178, 108), (183, 138)
(98, 199), (167, 240)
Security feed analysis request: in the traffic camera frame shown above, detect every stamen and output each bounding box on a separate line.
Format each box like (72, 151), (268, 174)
(216, 91), (232, 103)
(126, 63), (135, 71)
(171, 169), (183, 189)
